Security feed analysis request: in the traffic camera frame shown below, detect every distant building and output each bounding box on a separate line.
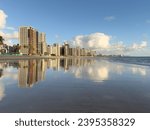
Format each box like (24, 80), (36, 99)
(60, 46), (64, 56)
(56, 44), (61, 56)
(64, 43), (69, 56)
(51, 44), (57, 56)
(72, 48), (77, 56)
(69, 48), (73, 56)
(39, 32), (47, 55)
(76, 47), (80, 56)
(47, 45), (52, 55)
(50, 43), (61, 56)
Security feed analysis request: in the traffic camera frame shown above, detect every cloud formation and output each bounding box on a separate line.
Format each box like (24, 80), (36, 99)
(72, 33), (110, 49)
(104, 16), (115, 21)
(0, 31), (18, 39)
(131, 41), (147, 49)
(0, 9), (18, 45)
(0, 10), (7, 29)
(71, 32), (148, 55)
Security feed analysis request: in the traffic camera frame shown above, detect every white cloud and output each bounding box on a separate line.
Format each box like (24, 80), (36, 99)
(71, 32), (148, 55)
(0, 31), (18, 45)
(0, 31), (18, 39)
(2, 68), (18, 80)
(0, 9), (18, 45)
(131, 41), (147, 49)
(0, 10), (7, 29)
(104, 16), (115, 21)
(72, 33), (111, 49)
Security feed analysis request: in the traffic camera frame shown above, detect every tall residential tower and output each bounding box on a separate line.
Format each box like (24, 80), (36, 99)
(19, 26), (46, 55)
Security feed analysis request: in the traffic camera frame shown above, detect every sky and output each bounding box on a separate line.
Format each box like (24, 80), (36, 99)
(0, 0), (150, 56)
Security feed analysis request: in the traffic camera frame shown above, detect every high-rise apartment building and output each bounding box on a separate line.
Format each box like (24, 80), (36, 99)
(39, 32), (47, 55)
(47, 45), (52, 55)
(56, 44), (61, 56)
(76, 47), (80, 56)
(19, 27), (29, 55)
(28, 27), (38, 55)
(19, 26), (46, 55)
(64, 43), (69, 56)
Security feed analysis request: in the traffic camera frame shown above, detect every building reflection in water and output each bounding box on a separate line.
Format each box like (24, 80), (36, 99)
(18, 58), (95, 87)
(18, 59), (46, 87)
(0, 58), (148, 89)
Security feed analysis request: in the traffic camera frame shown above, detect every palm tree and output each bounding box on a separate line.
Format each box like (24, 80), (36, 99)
(0, 36), (4, 45)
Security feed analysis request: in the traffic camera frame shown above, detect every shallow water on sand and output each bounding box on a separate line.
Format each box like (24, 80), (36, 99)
(0, 58), (150, 112)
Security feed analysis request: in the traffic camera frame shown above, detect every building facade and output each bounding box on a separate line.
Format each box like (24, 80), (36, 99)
(19, 27), (29, 55)
(19, 26), (46, 55)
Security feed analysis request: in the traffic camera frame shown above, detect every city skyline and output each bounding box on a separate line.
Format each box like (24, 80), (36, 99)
(19, 26), (96, 56)
(0, 0), (150, 56)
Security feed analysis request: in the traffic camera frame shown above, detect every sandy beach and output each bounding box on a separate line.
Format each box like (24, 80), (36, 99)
(0, 55), (94, 60)
(0, 57), (150, 112)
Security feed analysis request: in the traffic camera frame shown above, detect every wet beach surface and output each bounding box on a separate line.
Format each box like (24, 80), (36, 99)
(0, 57), (150, 113)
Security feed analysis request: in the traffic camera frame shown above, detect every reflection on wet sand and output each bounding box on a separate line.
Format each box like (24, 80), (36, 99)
(0, 58), (148, 89)
(131, 67), (146, 76)
(0, 58), (149, 113)
(18, 58), (95, 87)
(71, 63), (109, 82)
(18, 60), (46, 87)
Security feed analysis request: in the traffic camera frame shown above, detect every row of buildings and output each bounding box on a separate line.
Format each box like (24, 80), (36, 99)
(47, 43), (96, 56)
(19, 26), (96, 56)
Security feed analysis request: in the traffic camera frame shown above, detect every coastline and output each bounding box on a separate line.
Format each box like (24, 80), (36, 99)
(0, 55), (95, 60)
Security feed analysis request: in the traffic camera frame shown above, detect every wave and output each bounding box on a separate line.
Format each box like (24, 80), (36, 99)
(105, 57), (150, 67)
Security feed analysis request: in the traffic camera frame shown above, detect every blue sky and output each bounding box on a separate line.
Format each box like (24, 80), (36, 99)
(0, 0), (150, 56)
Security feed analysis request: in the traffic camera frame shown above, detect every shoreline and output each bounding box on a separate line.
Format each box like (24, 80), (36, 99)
(0, 55), (95, 60)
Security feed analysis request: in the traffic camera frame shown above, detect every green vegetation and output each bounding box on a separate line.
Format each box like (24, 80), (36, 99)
(0, 36), (4, 45)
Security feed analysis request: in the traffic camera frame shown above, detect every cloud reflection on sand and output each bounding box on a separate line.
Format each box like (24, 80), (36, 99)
(0, 58), (148, 88)
(69, 59), (148, 82)
(70, 60), (109, 82)
(131, 67), (146, 76)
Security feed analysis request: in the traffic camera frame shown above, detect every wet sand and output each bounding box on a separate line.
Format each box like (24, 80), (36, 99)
(0, 55), (94, 60)
(0, 58), (150, 112)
